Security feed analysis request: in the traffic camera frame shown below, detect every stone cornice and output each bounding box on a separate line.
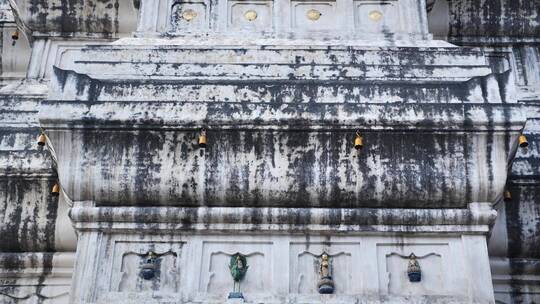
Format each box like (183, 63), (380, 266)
(69, 203), (496, 233)
(40, 101), (526, 132)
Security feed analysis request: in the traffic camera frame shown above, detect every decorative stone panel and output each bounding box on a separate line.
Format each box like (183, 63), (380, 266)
(66, 208), (497, 303)
(354, 0), (401, 34)
(111, 242), (182, 293)
(138, 0), (430, 39)
(377, 243), (457, 296)
(291, 0), (339, 30)
(199, 241), (272, 295)
(170, 0), (210, 32)
(227, 0), (274, 31)
(289, 242), (358, 294)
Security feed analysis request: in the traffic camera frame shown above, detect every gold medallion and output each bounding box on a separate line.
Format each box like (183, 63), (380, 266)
(368, 10), (383, 22)
(182, 9), (197, 22)
(307, 9), (321, 21)
(244, 10), (258, 21)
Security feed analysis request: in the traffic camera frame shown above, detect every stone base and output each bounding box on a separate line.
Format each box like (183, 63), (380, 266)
(66, 203), (496, 303)
(317, 277), (335, 294)
(318, 284), (334, 294)
(491, 257), (540, 303)
(408, 271), (422, 282)
(228, 292), (244, 299)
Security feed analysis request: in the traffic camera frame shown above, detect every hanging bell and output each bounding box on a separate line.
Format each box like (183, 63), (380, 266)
(519, 135), (529, 148)
(504, 190), (512, 202)
(37, 133), (47, 146)
(198, 129), (207, 148)
(11, 29), (19, 41)
(51, 182), (60, 196)
(354, 131), (363, 150)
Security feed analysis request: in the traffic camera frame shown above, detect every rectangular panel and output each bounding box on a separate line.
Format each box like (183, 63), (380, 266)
(170, 0), (209, 32)
(354, 0), (401, 33)
(228, 0), (274, 31)
(198, 241), (273, 295)
(376, 243), (466, 297)
(109, 241), (184, 293)
(289, 242), (360, 295)
(291, 0), (338, 30)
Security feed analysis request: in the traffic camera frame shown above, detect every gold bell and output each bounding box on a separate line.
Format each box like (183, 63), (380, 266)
(51, 182), (60, 196)
(503, 190), (512, 202)
(198, 129), (207, 148)
(37, 133), (47, 146)
(11, 29), (19, 41)
(519, 134), (529, 148)
(354, 131), (364, 150)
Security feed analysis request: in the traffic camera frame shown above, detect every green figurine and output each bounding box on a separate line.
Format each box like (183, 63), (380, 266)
(228, 253), (248, 299)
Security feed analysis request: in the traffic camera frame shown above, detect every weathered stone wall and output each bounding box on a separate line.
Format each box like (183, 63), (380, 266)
(40, 0), (523, 302)
(14, 0), (139, 35)
(0, 1), (124, 302)
(41, 44), (523, 211)
(0, 85), (76, 303)
(67, 203), (497, 304)
(433, 1), (540, 303)
(447, 0), (540, 43)
(0, 0), (538, 303)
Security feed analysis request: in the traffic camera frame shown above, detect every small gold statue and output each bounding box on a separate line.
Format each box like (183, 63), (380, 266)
(320, 253), (330, 277)
(317, 253), (334, 294)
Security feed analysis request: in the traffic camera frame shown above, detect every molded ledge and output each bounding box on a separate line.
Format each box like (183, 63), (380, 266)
(69, 203), (497, 233)
(40, 100), (526, 132)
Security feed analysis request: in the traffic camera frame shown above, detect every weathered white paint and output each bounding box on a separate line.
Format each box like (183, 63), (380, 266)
(68, 202), (496, 304)
(1, 0), (538, 303)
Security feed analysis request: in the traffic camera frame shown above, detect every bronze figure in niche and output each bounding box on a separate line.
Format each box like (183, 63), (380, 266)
(140, 251), (158, 280)
(407, 253), (422, 282)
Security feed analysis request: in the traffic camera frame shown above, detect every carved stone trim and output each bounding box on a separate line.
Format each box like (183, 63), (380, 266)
(70, 204), (497, 233)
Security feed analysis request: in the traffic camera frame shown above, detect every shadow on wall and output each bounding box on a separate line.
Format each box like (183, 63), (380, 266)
(427, 0), (449, 40)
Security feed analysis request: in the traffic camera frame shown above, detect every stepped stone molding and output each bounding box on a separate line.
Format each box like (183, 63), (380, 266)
(39, 41), (525, 209)
(70, 203), (497, 233)
(0, 251), (74, 304)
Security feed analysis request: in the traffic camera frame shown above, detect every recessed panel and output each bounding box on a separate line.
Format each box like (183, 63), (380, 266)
(354, 0), (401, 33)
(291, 0), (337, 30)
(198, 241), (273, 294)
(228, 0), (274, 31)
(376, 243), (465, 297)
(170, 1), (209, 32)
(289, 242), (360, 295)
(109, 241), (183, 293)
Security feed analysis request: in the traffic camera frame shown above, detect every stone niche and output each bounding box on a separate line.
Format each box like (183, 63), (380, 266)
(199, 242), (271, 295)
(111, 242), (182, 293)
(289, 243), (356, 294)
(379, 244), (451, 296)
(81, 235), (185, 303)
